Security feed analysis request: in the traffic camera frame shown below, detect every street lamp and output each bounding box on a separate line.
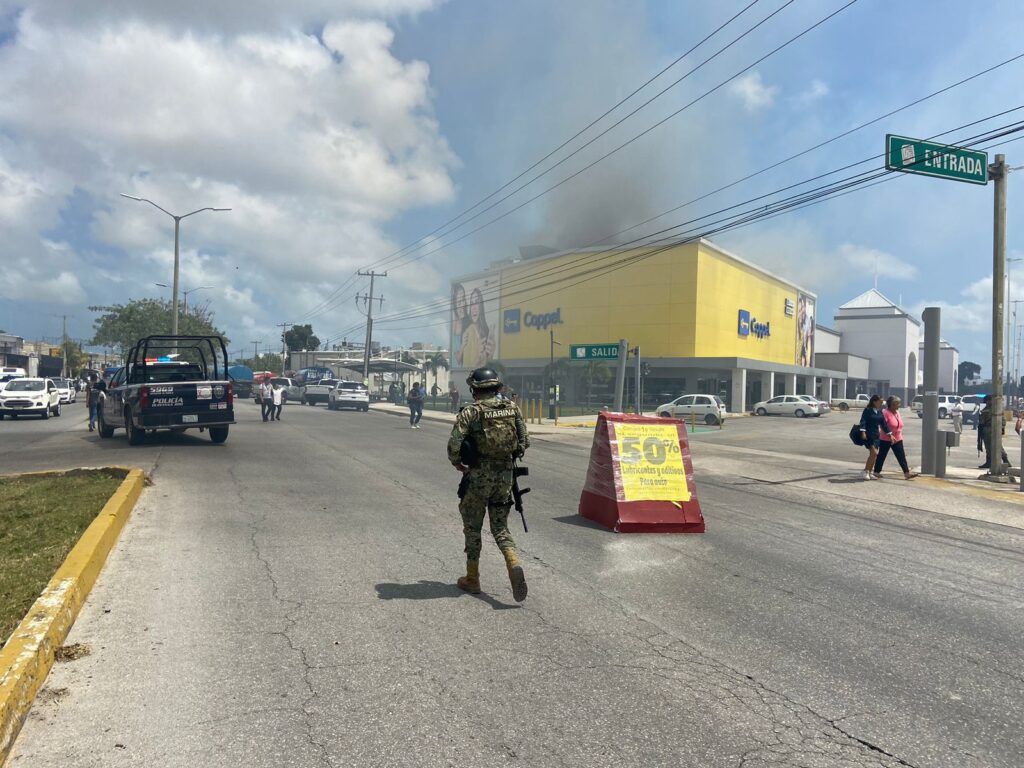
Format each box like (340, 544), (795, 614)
(182, 285), (213, 318)
(121, 194), (230, 335)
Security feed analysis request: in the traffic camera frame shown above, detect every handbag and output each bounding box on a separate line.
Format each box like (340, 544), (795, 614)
(849, 423), (865, 446)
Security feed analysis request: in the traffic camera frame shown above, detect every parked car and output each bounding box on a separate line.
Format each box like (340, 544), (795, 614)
(796, 394), (830, 414)
(97, 335), (234, 445)
(910, 394), (960, 419)
(53, 377), (77, 404)
(273, 377), (302, 402)
(328, 381), (370, 411)
(301, 378), (338, 406)
(656, 394), (727, 425)
(754, 395), (823, 418)
(0, 377), (62, 419)
(830, 393), (871, 412)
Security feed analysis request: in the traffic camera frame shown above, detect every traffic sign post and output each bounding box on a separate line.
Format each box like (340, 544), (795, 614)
(570, 343), (620, 360)
(885, 132), (1007, 477)
(886, 135), (988, 185)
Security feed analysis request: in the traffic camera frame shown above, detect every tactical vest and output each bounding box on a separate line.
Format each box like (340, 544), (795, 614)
(474, 400), (520, 459)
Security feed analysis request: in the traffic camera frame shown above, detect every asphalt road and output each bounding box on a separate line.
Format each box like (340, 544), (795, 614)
(6, 400), (1024, 767)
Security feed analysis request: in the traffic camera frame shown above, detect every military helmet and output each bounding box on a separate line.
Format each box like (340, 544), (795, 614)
(466, 366), (502, 391)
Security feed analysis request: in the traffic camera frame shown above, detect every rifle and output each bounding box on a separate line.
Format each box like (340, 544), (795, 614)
(512, 462), (530, 533)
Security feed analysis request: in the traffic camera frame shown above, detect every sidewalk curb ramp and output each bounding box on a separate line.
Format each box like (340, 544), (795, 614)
(0, 467), (146, 765)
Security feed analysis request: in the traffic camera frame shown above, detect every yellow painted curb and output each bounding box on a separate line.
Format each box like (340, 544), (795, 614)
(0, 467), (146, 764)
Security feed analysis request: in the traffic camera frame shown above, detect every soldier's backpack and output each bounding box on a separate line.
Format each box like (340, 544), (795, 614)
(475, 401), (520, 459)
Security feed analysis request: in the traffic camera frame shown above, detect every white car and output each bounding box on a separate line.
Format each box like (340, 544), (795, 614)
(754, 394), (823, 418)
(328, 381), (370, 411)
(656, 394), (727, 425)
(911, 394), (960, 419)
(796, 394), (830, 414)
(952, 394), (983, 426)
(53, 377), (77, 404)
(0, 377), (62, 419)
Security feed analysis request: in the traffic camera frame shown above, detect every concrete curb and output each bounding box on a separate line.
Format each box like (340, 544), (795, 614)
(0, 467), (146, 765)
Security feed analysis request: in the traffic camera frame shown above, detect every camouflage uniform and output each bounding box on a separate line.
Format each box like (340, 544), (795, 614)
(447, 396), (530, 561)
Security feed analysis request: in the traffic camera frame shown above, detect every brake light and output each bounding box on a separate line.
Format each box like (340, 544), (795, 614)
(226, 382), (233, 406)
(139, 386), (150, 409)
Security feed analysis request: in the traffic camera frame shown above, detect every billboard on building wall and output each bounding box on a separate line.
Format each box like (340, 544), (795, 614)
(450, 275), (500, 370)
(796, 292), (815, 367)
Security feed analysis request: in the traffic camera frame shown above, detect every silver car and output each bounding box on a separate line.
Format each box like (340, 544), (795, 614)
(754, 395), (823, 418)
(656, 394), (727, 425)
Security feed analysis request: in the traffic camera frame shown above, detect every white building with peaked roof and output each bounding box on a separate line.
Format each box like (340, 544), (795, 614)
(831, 289), (921, 403)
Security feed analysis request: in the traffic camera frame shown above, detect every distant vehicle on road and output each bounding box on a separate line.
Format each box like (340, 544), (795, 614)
(910, 394), (960, 419)
(271, 377), (300, 402)
(301, 378), (338, 406)
(1, 366), (26, 384)
(327, 381), (370, 411)
(754, 395), (823, 418)
(97, 335), (235, 445)
(0, 377), (62, 419)
(53, 377), (77, 404)
(656, 394), (726, 425)
(796, 394), (830, 414)
(830, 393), (871, 412)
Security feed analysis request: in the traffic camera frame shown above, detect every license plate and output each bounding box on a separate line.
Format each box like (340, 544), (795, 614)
(182, 414), (198, 423)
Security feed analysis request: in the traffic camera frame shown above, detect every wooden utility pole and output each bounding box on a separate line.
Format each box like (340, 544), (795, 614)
(356, 270), (387, 385)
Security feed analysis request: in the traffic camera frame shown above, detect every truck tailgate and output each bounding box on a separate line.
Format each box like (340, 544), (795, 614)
(139, 381), (235, 427)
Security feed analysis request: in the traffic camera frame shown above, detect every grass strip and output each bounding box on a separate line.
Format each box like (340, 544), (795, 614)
(0, 471), (124, 647)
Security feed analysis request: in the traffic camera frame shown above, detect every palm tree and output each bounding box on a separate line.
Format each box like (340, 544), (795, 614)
(577, 360), (612, 408)
(422, 351), (450, 405)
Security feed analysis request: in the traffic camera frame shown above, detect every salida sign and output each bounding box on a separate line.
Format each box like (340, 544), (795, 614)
(503, 307), (563, 332)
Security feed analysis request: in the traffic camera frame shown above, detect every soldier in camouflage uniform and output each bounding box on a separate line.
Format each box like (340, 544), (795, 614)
(978, 395), (1010, 469)
(447, 367), (530, 601)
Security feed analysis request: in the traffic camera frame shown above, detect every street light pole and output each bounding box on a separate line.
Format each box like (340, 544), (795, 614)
(182, 286), (213, 319)
(988, 154), (1008, 477)
(120, 194), (230, 335)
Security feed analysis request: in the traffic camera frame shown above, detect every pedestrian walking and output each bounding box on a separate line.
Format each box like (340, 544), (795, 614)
(874, 396), (918, 480)
(858, 395), (892, 481)
(978, 395), (1010, 469)
(85, 374), (100, 432)
(259, 379), (274, 422)
(408, 381), (424, 428)
(449, 385), (460, 413)
(272, 381), (285, 421)
(447, 367), (530, 602)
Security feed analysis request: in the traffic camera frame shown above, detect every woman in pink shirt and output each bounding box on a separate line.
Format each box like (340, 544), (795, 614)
(873, 395), (918, 479)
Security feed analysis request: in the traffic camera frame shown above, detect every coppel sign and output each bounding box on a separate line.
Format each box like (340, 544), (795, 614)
(738, 309), (770, 339)
(505, 307), (564, 332)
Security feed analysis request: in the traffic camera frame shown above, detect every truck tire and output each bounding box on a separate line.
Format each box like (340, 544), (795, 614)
(301, 396), (308, 406)
(839, 402), (849, 412)
(126, 411), (145, 445)
(209, 425), (229, 444)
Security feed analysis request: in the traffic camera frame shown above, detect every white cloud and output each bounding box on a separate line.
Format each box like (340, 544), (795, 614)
(729, 71), (778, 111)
(838, 243), (919, 281)
(793, 78), (828, 107)
(0, 4), (456, 346)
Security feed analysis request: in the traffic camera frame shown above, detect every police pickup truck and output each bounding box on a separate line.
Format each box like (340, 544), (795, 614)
(97, 335), (235, 445)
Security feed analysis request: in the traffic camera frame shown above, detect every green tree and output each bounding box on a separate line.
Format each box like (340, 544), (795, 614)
(958, 360), (981, 390)
(90, 298), (228, 356)
(248, 353), (284, 374)
(575, 359), (612, 406)
(285, 324), (320, 352)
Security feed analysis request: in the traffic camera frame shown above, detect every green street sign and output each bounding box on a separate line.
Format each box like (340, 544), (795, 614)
(886, 134), (988, 185)
(570, 343), (620, 361)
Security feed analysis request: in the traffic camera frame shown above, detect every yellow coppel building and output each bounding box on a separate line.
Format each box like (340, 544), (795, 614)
(455, 238), (839, 412)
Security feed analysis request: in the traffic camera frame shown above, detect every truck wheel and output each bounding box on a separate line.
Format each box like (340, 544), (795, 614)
(98, 411), (114, 438)
(301, 396), (308, 406)
(126, 411), (145, 445)
(839, 402), (849, 412)
(209, 425), (229, 444)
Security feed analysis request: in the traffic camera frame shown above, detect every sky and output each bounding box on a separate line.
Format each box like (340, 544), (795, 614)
(1, 0), (1023, 374)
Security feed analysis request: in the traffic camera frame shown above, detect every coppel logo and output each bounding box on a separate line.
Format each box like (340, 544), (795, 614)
(738, 309), (770, 339)
(503, 308), (521, 333)
(523, 308), (563, 331)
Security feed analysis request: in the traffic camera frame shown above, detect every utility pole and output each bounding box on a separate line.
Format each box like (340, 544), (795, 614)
(633, 346), (642, 415)
(613, 339), (628, 412)
(989, 154), (1008, 477)
(251, 340), (260, 366)
(356, 270), (387, 385)
(277, 323), (292, 374)
(548, 329), (562, 420)
(52, 314), (72, 377)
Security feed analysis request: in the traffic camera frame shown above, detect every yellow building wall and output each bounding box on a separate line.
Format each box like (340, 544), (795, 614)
(692, 243), (798, 365)
(497, 243), (699, 360)
(492, 241), (803, 366)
